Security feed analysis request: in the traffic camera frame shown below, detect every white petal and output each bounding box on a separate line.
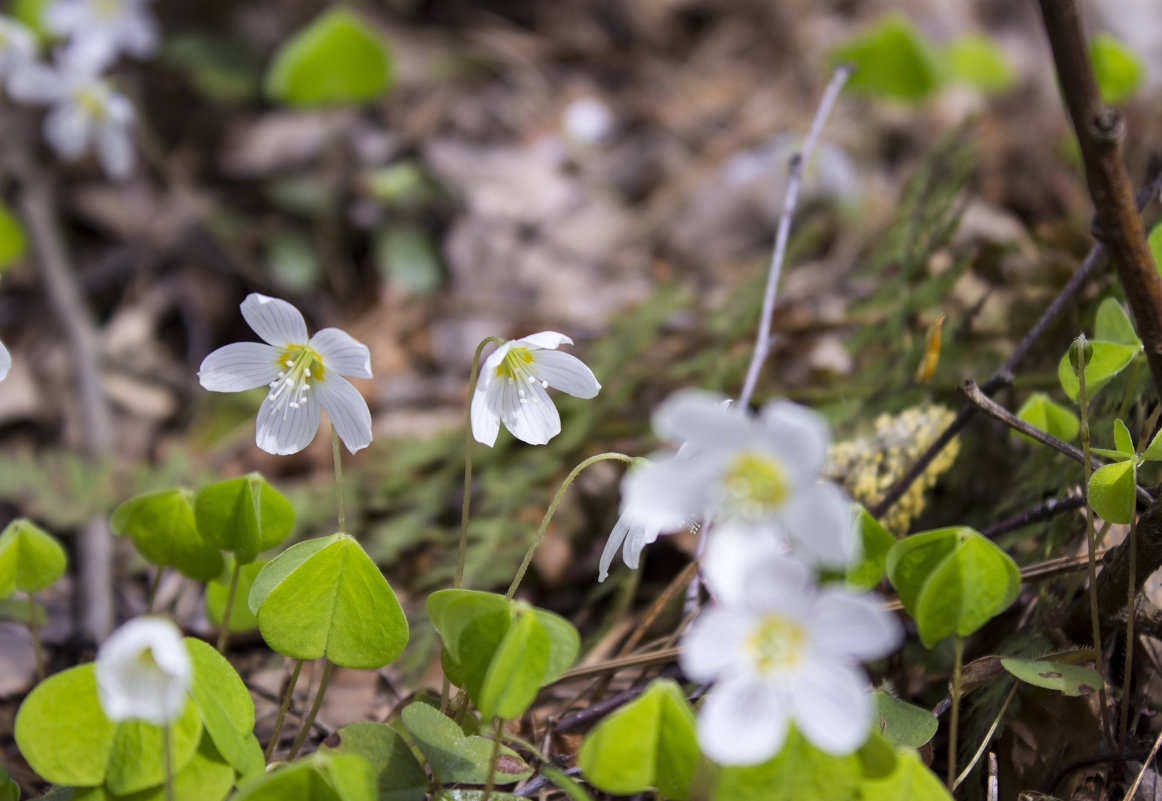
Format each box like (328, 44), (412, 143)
(241, 293), (308, 347)
(620, 454), (711, 531)
(96, 617), (190, 725)
(698, 676), (789, 766)
(653, 390), (748, 449)
(498, 377), (560, 445)
(516, 331), (572, 350)
(703, 527), (794, 610)
(680, 607), (749, 681)
(777, 483), (855, 569)
(809, 591), (902, 662)
(470, 376), (500, 447)
(314, 374), (373, 454)
(760, 400), (830, 476)
(531, 349), (600, 398)
(480, 340), (514, 378)
(255, 389), (321, 456)
(96, 121), (133, 180)
(621, 518), (661, 569)
(788, 662), (872, 755)
(120, 13), (158, 57)
(198, 342), (281, 391)
(598, 514), (631, 582)
(0, 339), (10, 381)
(311, 327), (372, 378)
(6, 62), (64, 103)
(44, 103), (91, 160)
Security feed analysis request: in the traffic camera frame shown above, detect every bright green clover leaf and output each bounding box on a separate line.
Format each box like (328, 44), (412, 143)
(185, 637), (261, 776)
(194, 473), (294, 564)
(0, 518), (68, 598)
(829, 14), (943, 102)
(398, 702), (531, 786)
(15, 663), (202, 792)
(941, 34), (1015, 93)
(111, 488), (223, 582)
(886, 527), (1020, 647)
(248, 533), (408, 668)
(1095, 297), (1141, 346)
(1057, 298), (1142, 402)
(265, 9), (394, 107)
(0, 203), (26, 273)
(427, 589), (579, 720)
(77, 736), (235, 801)
(1089, 460), (1136, 524)
(1115, 417), (1136, 455)
(871, 690), (938, 749)
(1000, 657), (1102, 697)
(1143, 427), (1162, 462)
(856, 731), (898, 781)
(232, 753), (376, 801)
(317, 721), (428, 801)
(859, 747), (952, 801)
(206, 557), (264, 633)
(1089, 32), (1144, 105)
(847, 507), (896, 591)
(711, 726), (863, 801)
(577, 679), (698, 801)
(1015, 393), (1079, 444)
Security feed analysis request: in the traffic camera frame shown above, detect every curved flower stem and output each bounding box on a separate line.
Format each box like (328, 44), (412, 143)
(482, 717), (503, 801)
(265, 659), (303, 762)
(163, 725), (174, 801)
(27, 592), (44, 681)
(505, 452), (633, 600)
(947, 634), (964, 790)
(216, 559), (243, 653)
(457, 336), (504, 590)
(332, 426), (347, 535)
(287, 660), (334, 761)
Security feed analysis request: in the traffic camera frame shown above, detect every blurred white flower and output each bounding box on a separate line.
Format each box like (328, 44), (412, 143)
(598, 503), (665, 583)
(0, 15), (37, 93)
(96, 617), (190, 726)
(0, 339), (10, 381)
(199, 293), (374, 456)
(45, 0), (158, 69)
(10, 53), (135, 180)
(470, 331), (600, 447)
(681, 550), (900, 765)
(562, 96), (614, 146)
(622, 390), (854, 569)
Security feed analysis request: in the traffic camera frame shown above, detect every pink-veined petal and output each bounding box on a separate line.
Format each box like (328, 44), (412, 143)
(498, 377), (560, 445)
(314, 374), (373, 454)
(809, 591), (902, 662)
(788, 661), (872, 755)
(255, 389), (321, 456)
(517, 331), (572, 350)
(311, 327), (372, 379)
(698, 676), (789, 766)
(680, 607), (749, 682)
(470, 376), (501, 447)
(530, 349), (600, 398)
(198, 342), (281, 391)
(241, 293), (308, 348)
(777, 483), (855, 569)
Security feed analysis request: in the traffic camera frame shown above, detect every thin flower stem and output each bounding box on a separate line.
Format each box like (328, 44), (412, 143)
(1120, 499), (1138, 747)
(505, 452), (633, 600)
(27, 592), (44, 681)
(947, 634), (964, 790)
(457, 336), (504, 590)
(163, 725), (174, 801)
(265, 659), (303, 763)
(287, 660), (334, 761)
(1122, 724), (1162, 801)
(953, 680), (1018, 790)
(332, 426), (347, 535)
(146, 566), (163, 614)
(482, 717), (503, 801)
(1076, 344), (1115, 748)
(216, 559), (243, 654)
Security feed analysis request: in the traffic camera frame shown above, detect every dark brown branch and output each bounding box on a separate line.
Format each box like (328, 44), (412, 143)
(1037, 0), (1162, 401)
(982, 492), (1086, 538)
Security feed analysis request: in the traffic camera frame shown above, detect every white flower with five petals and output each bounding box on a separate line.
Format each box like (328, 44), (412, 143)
(470, 332), (600, 447)
(45, 0), (158, 69)
(96, 617), (190, 726)
(198, 293), (374, 456)
(681, 548), (900, 765)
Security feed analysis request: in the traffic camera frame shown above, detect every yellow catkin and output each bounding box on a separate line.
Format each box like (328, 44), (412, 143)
(825, 405), (960, 535)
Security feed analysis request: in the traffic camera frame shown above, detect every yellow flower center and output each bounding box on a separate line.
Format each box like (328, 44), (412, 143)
(494, 346), (548, 406)
(721, 452), (789, 517)
(746, 614), (807, 674)
(93, 0), (121, 19)
(72, 83), (113, 120)
(268, 345), (324, 414)
(135, 646), (160, 670)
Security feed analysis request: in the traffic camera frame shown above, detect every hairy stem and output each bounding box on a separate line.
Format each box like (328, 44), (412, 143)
(457, 336), (503, 589)
(332, 426), (347, 534)
(216, 559), (242, 653)
(287, 660), (334, 761)
(265, 659), (303, 762)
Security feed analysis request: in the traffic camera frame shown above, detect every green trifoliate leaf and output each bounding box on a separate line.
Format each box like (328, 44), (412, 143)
(1088, 460), (1137, 525)
(317, 721), (428, 801)
(1089, 33), (1144, 105)
(399, 702), (531, 786)
(265, 9), (394, 107)
(1014, 393), (1079, 444)
(185, 637), (260, 775)
(0, 518), (67, 597)
(1057, 342), (1139, 402)
(578, 679), (698, 801)
(110, 489), (223, 581)
(941, 34), (1015, 93)
(232, 753), (376, 801)
(205, 557), (264, 633)
(829, 13), (943, 101)
(886, 527), (1020, 646)
(1142, 427), (1162, 462)
(1095, 298), (1141, 346)
(871, 690), (938, 749)
(847, 507), (896, 591)
(249, 533), (408, 668)
(194, 473), (294, 564)
(712, 727), (863, 801)
(1000, 657), (1102, 697)
(1113, 418), (1135, 456)
(858, 748), (952, 801)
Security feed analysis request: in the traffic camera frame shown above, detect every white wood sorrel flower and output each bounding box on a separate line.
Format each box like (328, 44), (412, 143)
(96, 617), (190, 726)
(681, 549), (900, 765)
(198, 293), (373, 456)
(45, 0), (158, 69)
(471, 331), (600, 447)
(621, 390), (854, 569)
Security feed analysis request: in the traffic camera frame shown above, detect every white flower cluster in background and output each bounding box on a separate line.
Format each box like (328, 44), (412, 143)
(1, 0), (158, 180)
